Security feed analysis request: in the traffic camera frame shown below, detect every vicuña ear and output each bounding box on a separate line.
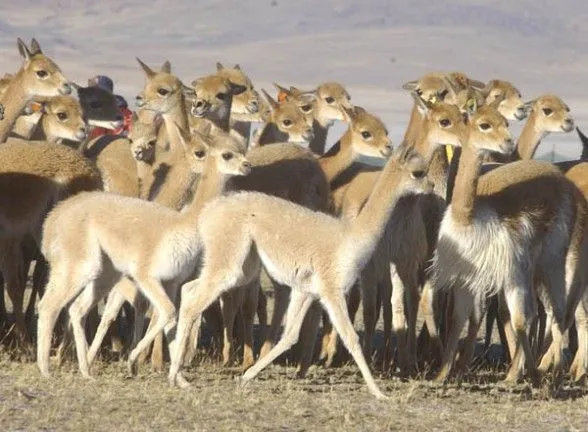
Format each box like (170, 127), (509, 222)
(30, 38), (43, 55)
(136, 57), (156, 78)
(25, 100), (46, 115)
(261, 89), (279, 111)
(233, 64), (241, 70)
(161, 60), (171, 73)
(182, 83), (196, 98)
(229, 82), (247, 96)
(411, 91), (432, 115)
(17, 37), (32, 61)
(402, 80), (418, 91)
(216, 62), (224, 71)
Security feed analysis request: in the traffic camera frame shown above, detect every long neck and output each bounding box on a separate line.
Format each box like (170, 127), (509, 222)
(318, 131), (354, 184)
(0, 69), (30, 143)
(308, 118), (330, 155)
(347, 156), (405, 260)
(450, 143), (483, 226)
(162, 94), (189, 155)
(514, 112), (545, 160)
(401, 103), (423, 146)
(136, 154), (157, 201)
(257, 122), (288, 146)
(230, 120), (252, 146)
(181, 158), (227, 220)
(148, 154), (199, 210)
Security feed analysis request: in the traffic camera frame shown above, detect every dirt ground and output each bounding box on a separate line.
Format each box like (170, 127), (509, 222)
(1, 283), (588, 431)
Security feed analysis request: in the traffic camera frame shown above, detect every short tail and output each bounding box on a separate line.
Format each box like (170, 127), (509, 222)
(577, 127), (588, 160)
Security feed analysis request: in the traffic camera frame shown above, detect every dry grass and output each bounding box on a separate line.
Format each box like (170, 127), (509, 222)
(0, 354), (587, 431)
(1, 276), (587, 431)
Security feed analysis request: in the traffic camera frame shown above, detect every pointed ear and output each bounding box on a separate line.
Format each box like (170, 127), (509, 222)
(523, 99), (536, 113)
(198, 121), (212, 137)
(160, 60), (171, 73)
(173, 121), (191, 149)
(190, 78), (202, 88)
(216, 62), (224, 71)
(273, 82), (289, 94)
(182, 83), (196, 98)
(136, 57), (156, 78)
(291, 86), (316, 98)
(411, 91), (432, 115)
(70, 82), (81, 92)
(341, 105), (355, 124)
(229, 82), (247, 96)
(402, 80), (418, 91)
(30, 38), (42, 55)
(17, 38), (32, 60)
(233, 64), (241, 70)
(261, 89), (279, 111)
(469, 79), (487, 90)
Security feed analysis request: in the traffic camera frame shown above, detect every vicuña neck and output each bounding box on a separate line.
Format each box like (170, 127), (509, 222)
(514, 112), (546, 160)
(0, 69), (31, 143)
(181, 158), (228, 221)
(318, 131), (354, 183)
(162, 95), (190, 155)
(257, 122), (289, 146)
(450, 142), (483, 226)
(347, 155), (406, 264)
(308, 117), (331, 155)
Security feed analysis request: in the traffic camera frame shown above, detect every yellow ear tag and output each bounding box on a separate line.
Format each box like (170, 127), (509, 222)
(445, 144), (454, 162)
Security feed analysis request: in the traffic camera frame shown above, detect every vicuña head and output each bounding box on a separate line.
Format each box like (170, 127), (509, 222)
(129, 111), (161, 162)
(13, 38), (71, 98)
(216, 62), (260, 117)
(190, 73), (246, 118)
(25, 95), (88, 142)
(135, 58), (194, 113)
(524, 94), (574, 133)
(465, 105), (514, 154)
(411, 92), (468, 151)
(340, 105), (392, 158)
(482, 80), (526, 121)
(258, 89), (314, 144)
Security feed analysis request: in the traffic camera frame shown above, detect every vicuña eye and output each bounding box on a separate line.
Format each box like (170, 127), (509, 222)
(438, 89), (449, 99)
(325, 96), (335, 104)
(361, 131), (372, 139)
(439, 118), (451, 127)
(56, 112), (68, 121)
(479, 123), (491, 131)
(148, 140), (157, 147)
(300, 104), (312, 113)
(157, 88), (170, 96)
(216, 92), (226, 100)
(195, 150), (206, 158)
(411, 170), (426, 179)
(36, 70), (48, 79)
(542, 108), (553, 116)
(282, 119), (292, 127)
(222, 152), (233, 160)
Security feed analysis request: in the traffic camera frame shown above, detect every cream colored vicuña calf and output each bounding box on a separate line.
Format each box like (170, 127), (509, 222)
(168, 145), (432, 400)
(430, 103), (588, 384)
(36, 127), (251, 380)
(257, 104), (390, 375)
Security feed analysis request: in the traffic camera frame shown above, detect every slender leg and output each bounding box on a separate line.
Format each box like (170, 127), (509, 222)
(242, 290), (314, 381)
(360, 267), (378, 363)
(259, 280), (289, 359)
(241, 279), (260, 370)
(295, 300), (320, 376)
(87, 288), (127, 366)
(321, 291), (387, 400)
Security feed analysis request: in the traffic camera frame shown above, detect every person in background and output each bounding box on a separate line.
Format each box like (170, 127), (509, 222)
(87, 75), (134, 139)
